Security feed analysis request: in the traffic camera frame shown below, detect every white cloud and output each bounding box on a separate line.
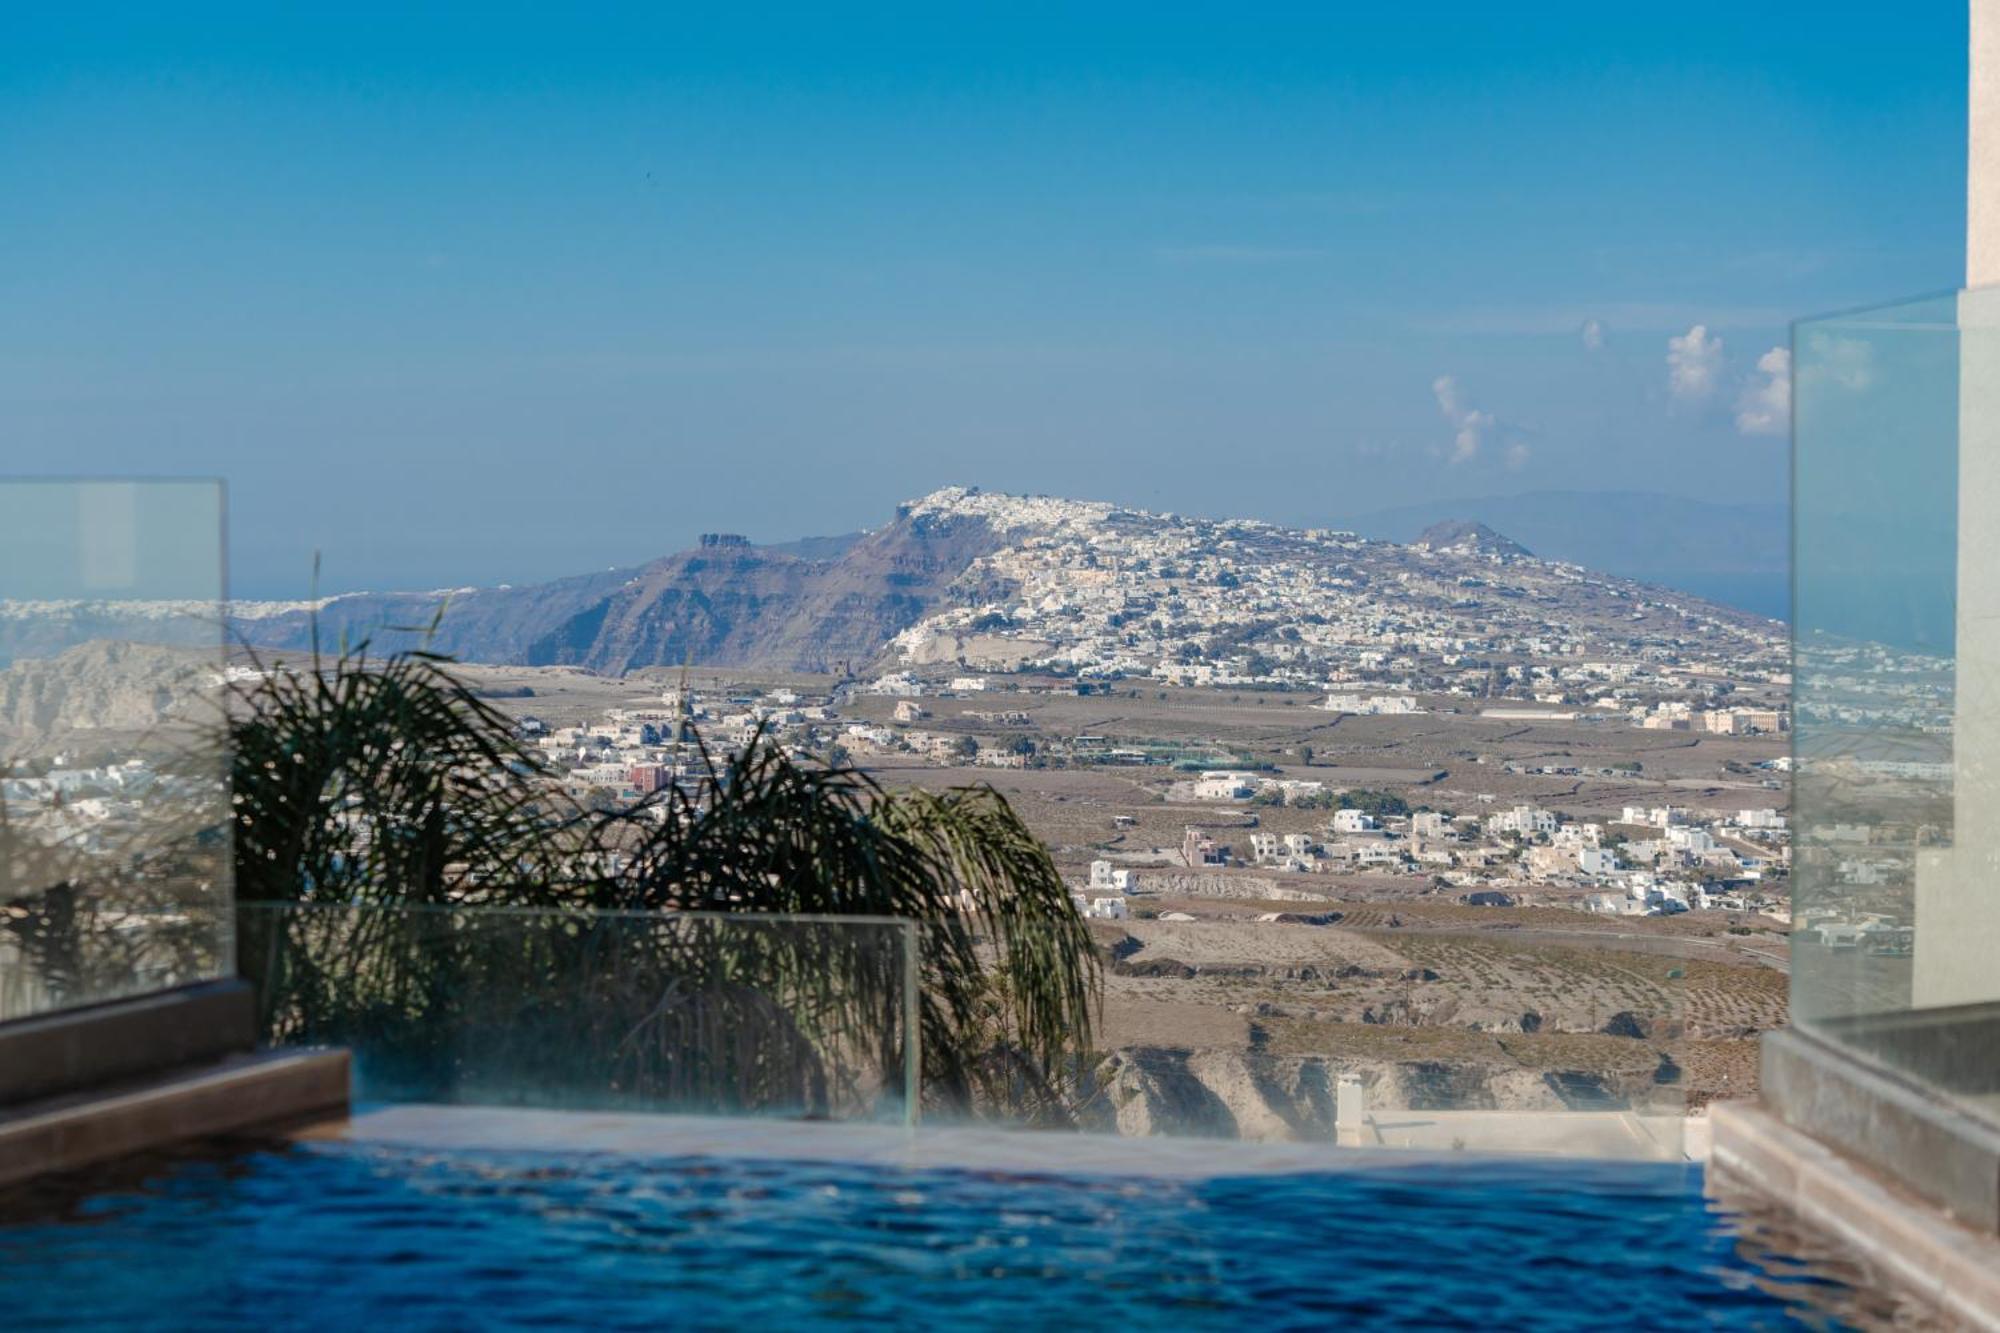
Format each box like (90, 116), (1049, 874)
(1580, 318), (1604, 351)
(1799, 333), (1874, 391)
(1410, 302), (1796, 336)
(1735, 346), (1791, 437)
(1667, 324), (1724, 400)
(1432, 375), (1494, 465)
(1504, 442), (1531, 470)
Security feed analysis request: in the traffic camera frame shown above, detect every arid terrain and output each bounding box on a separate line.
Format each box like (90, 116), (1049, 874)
(0, 476), (1795, 1146)
(463, 663), (1792, 1142)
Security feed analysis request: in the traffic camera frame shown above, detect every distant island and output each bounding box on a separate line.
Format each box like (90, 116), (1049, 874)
(3, 487), (1782, 685)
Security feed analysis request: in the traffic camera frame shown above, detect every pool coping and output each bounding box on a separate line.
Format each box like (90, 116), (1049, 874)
(0, 980), (256, 1105)
(1711, 1099), (2000, 1332)
(0, 1047), (350, 1190)
(299, 1103), (1696, 1181)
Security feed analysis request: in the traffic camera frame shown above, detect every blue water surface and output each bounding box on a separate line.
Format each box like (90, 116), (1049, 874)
(0, 1143), (1882, 1330)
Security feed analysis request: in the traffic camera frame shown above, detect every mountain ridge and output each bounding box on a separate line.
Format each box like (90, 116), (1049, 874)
(1, 487), (1782, 675)
(1414, 520), (1533, 559)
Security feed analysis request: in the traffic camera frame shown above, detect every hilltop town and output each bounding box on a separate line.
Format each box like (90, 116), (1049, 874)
(884, 487), (1783, 694)
(1, 487), (1803, 1137)
(410, 489), (1792, 908)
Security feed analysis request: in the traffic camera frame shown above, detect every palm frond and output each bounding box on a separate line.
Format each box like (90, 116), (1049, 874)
(219, 646), (1099, 1121)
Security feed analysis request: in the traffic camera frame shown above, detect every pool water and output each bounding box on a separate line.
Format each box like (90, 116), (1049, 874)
(0, 1142), (1914, 1330)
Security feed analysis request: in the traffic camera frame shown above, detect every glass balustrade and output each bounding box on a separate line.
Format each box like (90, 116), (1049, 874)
(238, 903), (922, 1125)
(1792, 289), (2000, 1130)
(1032, 916), (1694, 1159)
(0, 479), (233, 1021)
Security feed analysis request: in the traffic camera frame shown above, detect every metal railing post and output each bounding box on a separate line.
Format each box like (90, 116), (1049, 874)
(902, 920), (922, 1131)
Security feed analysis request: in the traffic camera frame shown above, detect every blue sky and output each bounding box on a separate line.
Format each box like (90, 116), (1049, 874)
(1, 4), (1967, 597)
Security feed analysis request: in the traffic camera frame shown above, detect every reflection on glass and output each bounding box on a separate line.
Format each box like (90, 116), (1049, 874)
(1792, 291), (2000, 1127)
(0, 479), (233, 1020)
(1057, 919), (1691, 1160)
(240, 904), (921, 1124)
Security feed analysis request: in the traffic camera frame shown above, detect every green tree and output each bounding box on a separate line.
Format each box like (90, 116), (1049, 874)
(1338, 788), (1411, 819)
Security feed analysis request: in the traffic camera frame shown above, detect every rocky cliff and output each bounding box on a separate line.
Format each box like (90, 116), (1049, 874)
(0, 641), (217, 750)
(2, 484), (1778, 676)
(220, 509), (1005, 673)
(1076, 1046), (1661, 1142)
(520, 509), (1005, 674)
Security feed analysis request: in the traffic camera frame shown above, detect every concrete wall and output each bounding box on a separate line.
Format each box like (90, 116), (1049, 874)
(1973, 0), (2000, 284)
(1929, 288), (2000, 1005)
(1923, 3), (2000, 1005)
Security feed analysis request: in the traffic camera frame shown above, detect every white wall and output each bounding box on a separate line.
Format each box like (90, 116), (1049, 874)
(1972, 0), (2000, 285)
(1918, 2), (2000, 1005)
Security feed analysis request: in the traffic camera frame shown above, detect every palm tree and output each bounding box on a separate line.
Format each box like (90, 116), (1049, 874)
(227, 641), (1099, 1122)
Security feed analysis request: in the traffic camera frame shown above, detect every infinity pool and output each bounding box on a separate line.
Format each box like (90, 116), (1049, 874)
(0, 1137), (1915, 1330)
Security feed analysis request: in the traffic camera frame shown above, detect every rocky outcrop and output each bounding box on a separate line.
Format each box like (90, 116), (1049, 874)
(1414, 519), (1533, 559)
(1078, 1048), (1332, 1140)
(1137, 874), (1330, 902)
(0, 641), (215, 747)
(1075, 1045), (1662, 1142)
(526, 509), (1006, 674)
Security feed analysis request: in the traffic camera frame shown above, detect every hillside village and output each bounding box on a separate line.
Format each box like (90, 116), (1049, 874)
(884, 488), (1787, 703)
(1, 490), (1802, 931)
(513, 677), (1790, 923)
(0, 487), (1813, 1127)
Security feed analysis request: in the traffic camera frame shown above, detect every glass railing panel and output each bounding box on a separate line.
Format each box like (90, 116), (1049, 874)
(1042, 915), (1698, 1159)
(0, 479), (232, 1021)
(1792, 289), (2000, 1128)
(238, 903), (920, 1124)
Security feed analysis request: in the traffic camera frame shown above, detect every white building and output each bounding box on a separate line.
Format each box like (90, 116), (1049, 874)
(1487, 805), (1557, 837)
(1193, 770), (1258, 800)
(1577, 846), (1622, 877)
(1553, 823), (1604, 850)
(1411, 811), (1452, 838)
(1666, 826), (1718, 855)
(1088, 859), (1134, 891)
(1320, 693), (1420, 716)
(1070, 893), (1129, 921)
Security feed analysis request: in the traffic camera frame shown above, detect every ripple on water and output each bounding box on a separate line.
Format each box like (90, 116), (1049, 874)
(0, 1142), (1938, 1331)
